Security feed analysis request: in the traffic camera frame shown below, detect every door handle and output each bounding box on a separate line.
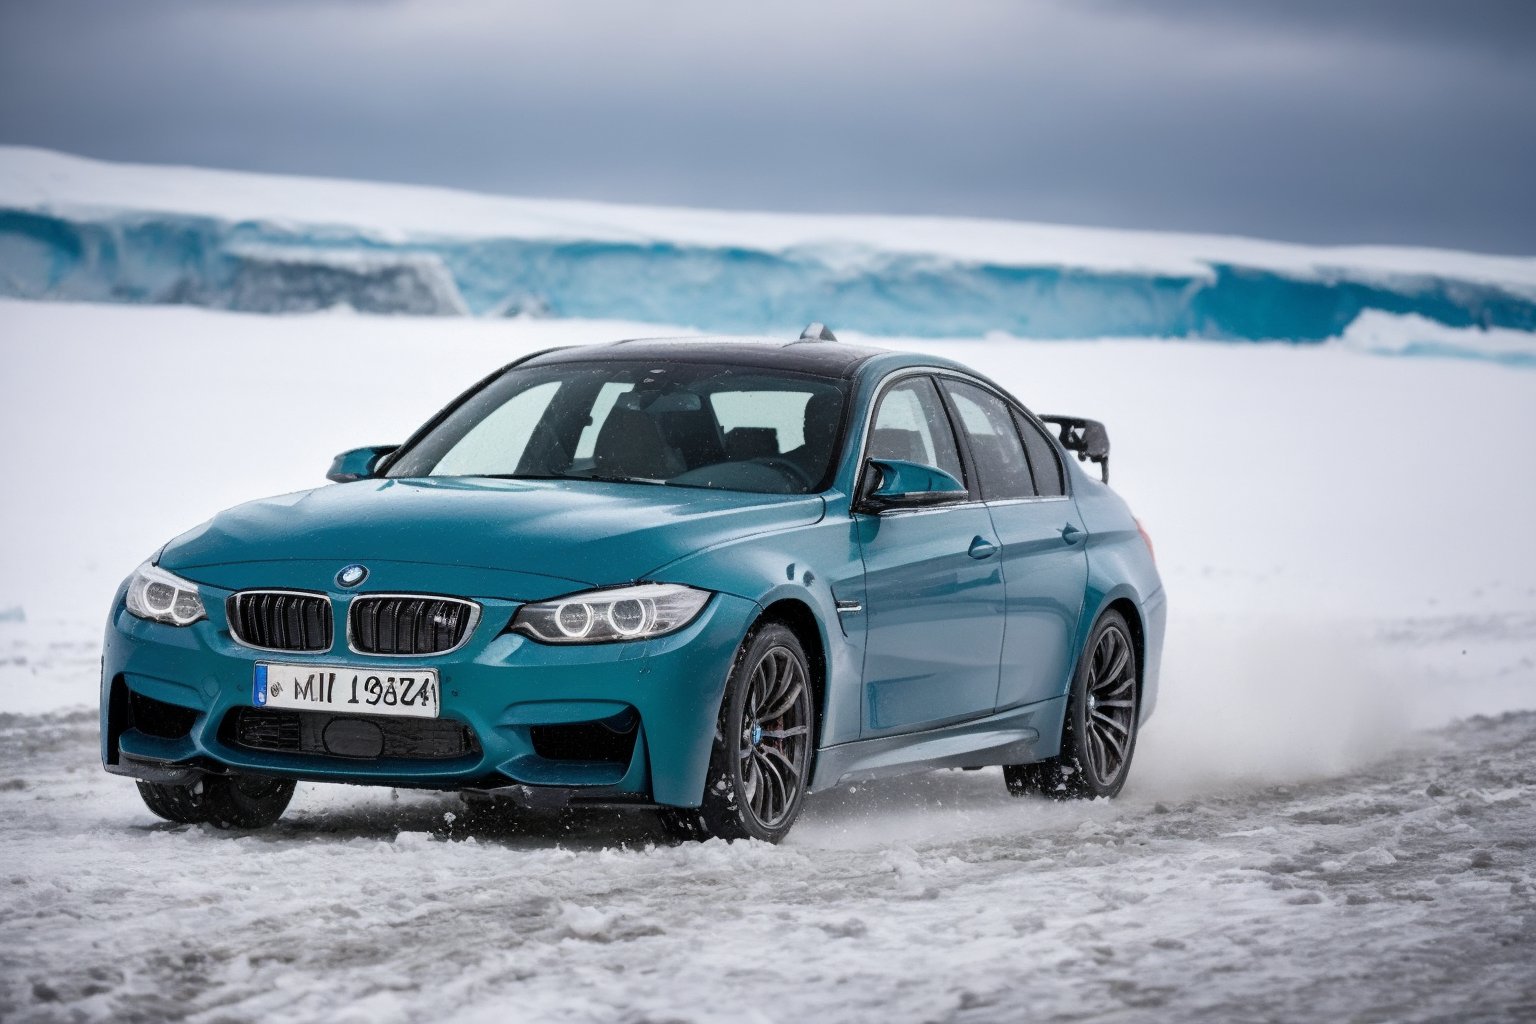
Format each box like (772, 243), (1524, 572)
(968, 536), (999, 559)
(1060, 524), (1083, 545)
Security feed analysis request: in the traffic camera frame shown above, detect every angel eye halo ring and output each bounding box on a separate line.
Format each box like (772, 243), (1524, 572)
(513, 583), (710, 644)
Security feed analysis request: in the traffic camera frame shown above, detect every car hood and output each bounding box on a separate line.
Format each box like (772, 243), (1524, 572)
(159, 477), (824, 598)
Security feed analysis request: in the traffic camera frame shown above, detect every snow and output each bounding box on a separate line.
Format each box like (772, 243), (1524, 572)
(3, 709), (1534, 1021)
(1337, 309), (1536, 367)
(0, 298), (1533, 1021)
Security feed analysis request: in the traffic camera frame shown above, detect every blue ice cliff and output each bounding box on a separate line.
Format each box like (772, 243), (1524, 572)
(2, 147), (1534, 347)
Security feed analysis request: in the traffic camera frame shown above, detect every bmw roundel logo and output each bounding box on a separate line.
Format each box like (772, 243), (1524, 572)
(336, 564), (369, 589)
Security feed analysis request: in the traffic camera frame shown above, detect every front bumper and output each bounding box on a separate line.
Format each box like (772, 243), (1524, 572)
(100, 583), (756, 807)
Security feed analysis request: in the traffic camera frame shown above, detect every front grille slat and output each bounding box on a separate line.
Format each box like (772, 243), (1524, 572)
(379, 599), (397, 653)
(427, 606), (443, 653)
(359, 599), (379, 652)
(227, 591), (332, 652)
(304, 599), (325, 649)
(349, 596), (477, 656)
(273, 594), (288, 649)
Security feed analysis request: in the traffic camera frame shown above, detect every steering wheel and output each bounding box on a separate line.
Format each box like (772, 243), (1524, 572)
(752, 456), (814, 491)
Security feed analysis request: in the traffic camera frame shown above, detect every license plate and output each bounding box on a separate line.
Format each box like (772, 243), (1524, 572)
(254, 663), (440, 719)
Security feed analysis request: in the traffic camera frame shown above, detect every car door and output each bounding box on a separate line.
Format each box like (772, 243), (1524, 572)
(937, 378), (1088, 712)
(854, 374), (1007, 736)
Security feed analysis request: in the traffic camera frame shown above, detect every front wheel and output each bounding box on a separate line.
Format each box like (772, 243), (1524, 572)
(1005, 610), (1140, 799)
(137, 774), (295, 829)
(659, 622), (815, 843)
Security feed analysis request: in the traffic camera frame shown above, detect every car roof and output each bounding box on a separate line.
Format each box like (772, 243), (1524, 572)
(520, 333), (894, 378)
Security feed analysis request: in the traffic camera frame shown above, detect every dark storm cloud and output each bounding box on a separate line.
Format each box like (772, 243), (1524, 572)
(1, 0), (1532, 253)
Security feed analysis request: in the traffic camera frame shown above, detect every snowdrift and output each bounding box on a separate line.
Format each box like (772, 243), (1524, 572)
(3, 146), (1535, 344)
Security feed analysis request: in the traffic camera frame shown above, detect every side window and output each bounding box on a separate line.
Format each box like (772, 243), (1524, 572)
(1015, 410), (1065, 497)
(430, 380), (562, 476)
(940, 380), (1036, 500)
(867, 377), (965, 486)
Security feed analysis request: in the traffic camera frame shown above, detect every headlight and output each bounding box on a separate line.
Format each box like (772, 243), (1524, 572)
(512, 583), (711, 644)
(124, 562), (207, 626)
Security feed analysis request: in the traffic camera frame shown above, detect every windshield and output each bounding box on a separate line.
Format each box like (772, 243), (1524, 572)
(386, 360), (850, 494)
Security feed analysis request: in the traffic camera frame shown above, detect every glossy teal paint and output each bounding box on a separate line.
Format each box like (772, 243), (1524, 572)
(103, 577), (756, 806)
(856, 504), (1006, 734)
(988, 497), (1089, 712)
(160, 477), (825, 590)
(102, 339), (1166, 811)
(1068, 457), (1166, 723)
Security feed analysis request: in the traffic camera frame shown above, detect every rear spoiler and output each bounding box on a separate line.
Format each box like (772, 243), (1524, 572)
(1039, 415), (1110, 483)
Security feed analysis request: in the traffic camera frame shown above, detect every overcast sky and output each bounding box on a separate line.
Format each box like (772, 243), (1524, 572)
(2, 0), (1533, 253)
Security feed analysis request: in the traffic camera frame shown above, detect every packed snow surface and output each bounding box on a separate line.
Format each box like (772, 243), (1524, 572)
(4, 146), (1536, 340)
(0, 301), (1533, 1022)
(2, 708), (1533, 1023)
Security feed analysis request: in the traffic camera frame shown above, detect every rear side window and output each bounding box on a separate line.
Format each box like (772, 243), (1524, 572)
(941, 380), (1035, 500)
(867, 377), (966, 486)
(1015, 410), (1065, 496)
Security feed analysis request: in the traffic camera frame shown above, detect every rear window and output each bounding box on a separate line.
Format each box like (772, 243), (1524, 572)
(1015, 410), (1065, 496)
(940, 380), (1035, 500)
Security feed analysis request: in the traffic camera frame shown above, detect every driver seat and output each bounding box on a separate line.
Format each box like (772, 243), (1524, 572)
(592, 408), (685, 480)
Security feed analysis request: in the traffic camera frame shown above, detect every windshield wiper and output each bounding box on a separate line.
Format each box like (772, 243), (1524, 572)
(478, 474), (570, 481)
(579, 474), (668, 486)
(478, 472), (668, 486)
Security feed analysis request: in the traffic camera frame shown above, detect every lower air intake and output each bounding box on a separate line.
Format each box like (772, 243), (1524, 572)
(223, 708), (480, 761)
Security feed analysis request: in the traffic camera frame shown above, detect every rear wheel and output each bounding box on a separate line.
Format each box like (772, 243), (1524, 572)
(659, 622), (814, 843)
(1005, 610), (1139, 799)
(137, 774), (295, 829)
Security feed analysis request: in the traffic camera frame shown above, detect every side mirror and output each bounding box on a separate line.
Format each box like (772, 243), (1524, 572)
(327, 445), (399, 483)
(857, 459), (967, 513)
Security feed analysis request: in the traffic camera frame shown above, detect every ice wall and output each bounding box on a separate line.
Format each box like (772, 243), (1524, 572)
(5, 207), (1534, 343)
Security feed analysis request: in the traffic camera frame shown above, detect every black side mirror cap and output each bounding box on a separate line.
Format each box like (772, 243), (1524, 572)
(855, 458), (969, 513)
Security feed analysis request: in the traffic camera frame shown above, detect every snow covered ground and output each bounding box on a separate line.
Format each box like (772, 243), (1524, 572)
(1, 298), (1534, 1022)
(3, 708), (1533, 1023)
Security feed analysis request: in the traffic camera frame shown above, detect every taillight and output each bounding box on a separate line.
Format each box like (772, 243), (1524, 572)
(1135, 517), (1156, 563)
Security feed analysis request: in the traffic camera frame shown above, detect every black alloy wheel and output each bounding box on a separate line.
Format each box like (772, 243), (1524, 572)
(1004, 610), (1140, 799)
(660, 622), (814, 843)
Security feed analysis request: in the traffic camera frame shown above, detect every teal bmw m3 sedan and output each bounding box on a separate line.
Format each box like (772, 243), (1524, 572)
(102, 324), (1165, 842)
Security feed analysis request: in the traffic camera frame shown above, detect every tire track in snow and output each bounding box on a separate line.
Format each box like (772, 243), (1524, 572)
(1, 711), (1533, 1022)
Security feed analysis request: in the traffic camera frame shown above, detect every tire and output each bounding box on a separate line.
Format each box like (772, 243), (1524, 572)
(1005, 610), (1140, 800)
(136, 779), (211, 824)
(138, 773), (295, 829)
(201, 774), (296, 829)
(659, 622), (815, 843)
